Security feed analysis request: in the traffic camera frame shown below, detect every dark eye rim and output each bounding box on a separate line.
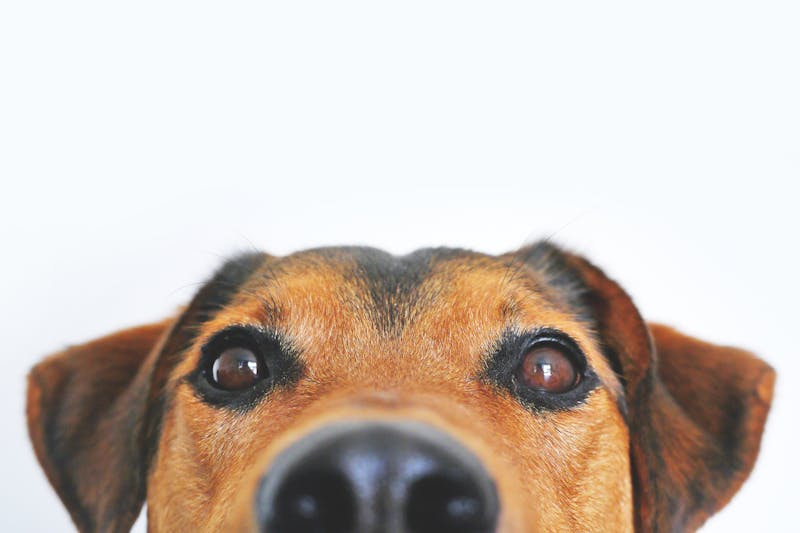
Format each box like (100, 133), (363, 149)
(483, 328), (600, 412)
(186, 325), (302, 412)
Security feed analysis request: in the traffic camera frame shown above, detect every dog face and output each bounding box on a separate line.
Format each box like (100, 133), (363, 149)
(26, 243), (775, 533)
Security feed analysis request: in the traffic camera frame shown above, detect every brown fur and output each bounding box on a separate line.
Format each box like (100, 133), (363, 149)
(26, 243), (775, 532)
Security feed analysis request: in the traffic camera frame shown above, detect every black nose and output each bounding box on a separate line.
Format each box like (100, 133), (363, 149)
(256, 421), (499, 533)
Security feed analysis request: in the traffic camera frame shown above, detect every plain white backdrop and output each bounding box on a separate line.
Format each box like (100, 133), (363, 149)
(1, 2), (797, 531)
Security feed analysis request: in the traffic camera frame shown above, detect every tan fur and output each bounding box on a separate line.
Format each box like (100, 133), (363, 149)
(26, 245), (774, 532)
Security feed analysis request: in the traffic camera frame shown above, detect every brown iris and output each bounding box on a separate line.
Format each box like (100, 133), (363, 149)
(211, 346), (265, 390)
(516, 343), (579, 393)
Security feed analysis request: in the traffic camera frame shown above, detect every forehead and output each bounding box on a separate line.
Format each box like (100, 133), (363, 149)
(193, 246), (614, 385)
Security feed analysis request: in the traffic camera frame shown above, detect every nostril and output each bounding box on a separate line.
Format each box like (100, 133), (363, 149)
(257, 421), (499, 533)
(268, 469), (356, 533)
(405, 472), (496, 533)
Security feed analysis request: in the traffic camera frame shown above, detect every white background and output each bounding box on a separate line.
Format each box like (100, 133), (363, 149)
(1, 2), (797, 531)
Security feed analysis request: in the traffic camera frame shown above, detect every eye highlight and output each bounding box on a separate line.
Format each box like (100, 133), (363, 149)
(210, 346), (268, 390)
(483, 328), (598, 412)
(516, 341), (580, 394)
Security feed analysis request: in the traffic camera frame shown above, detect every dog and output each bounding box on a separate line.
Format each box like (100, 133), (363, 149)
(26, 242), (774, 532)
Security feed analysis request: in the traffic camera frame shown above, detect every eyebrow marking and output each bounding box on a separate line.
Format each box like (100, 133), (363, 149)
(309, 246), (472, 335)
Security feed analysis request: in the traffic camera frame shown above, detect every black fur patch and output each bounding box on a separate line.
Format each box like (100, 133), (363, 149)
(314, 246), (466, 334)
(514, 241), (629, 419)
(513, 241), (595, 323)
(143, 253), (269, 461)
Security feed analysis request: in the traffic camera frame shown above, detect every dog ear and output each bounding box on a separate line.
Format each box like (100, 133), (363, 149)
(26, 252), (269, 533)
(26, 319), (173, 533)
(642, 323), (775, 531)
(519, 242), (775, 532)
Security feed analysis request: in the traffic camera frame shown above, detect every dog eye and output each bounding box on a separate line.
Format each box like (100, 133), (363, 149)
(193, 326), (302, 410)
(516, 341), (580, 394)
(210, 346), (268, 390)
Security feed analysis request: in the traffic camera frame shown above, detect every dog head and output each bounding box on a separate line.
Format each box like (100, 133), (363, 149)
(27, 243), (774, 532)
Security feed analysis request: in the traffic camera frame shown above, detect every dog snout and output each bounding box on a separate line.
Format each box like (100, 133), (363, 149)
(256, 420), (500, 533)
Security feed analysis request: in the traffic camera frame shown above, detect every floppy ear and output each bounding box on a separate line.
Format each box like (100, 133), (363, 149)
(26, 319), (174, 533)
(642, 323), (775, 531)
(520, 242), (775, 532)
(26, 252), (269, 533)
